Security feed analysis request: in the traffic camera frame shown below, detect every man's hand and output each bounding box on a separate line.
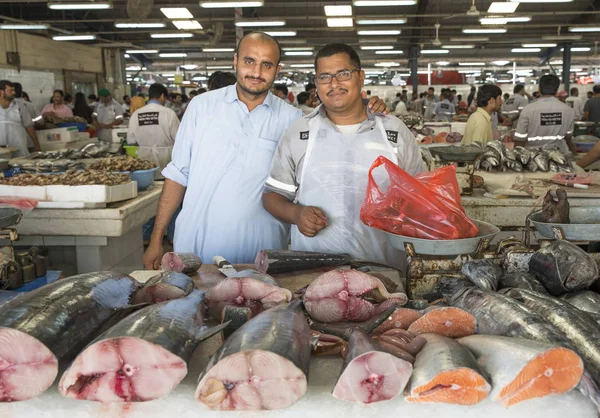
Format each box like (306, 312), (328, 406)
(143, 239), (164, 270)
(363, 92), (390, 115)
(295, 206), (328, 237)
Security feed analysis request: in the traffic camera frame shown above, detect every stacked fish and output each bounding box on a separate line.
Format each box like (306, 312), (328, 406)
(475, 140), (574, 173)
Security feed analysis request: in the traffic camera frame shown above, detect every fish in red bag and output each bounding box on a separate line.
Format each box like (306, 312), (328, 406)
(360, 156), (478, 240)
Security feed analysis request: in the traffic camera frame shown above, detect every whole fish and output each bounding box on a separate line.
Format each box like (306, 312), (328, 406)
(59, 290), (227, 402)
(498, 272), (548, 294)
(480, 159), (493, 171)
(548, 149), (567, 165)
(541, 188), (570, 224)
(487, 140), (506, 161)
(255, 249), (352, 275)
(527, 159), (539, 172)
(482, 151), (501, 166)
(332, 328), (413, 404)
(131, 271), (195, 304)
(549, 161), (559, 172)
(0, 272), (142, 402)
(505, 160), (524, 172)
(534, 152), (550, 172)
(559, 163), (574, 173)
(458, 335), (583, 407)
(561, 291), (600, 323)
(195, 300), (311, 410)
(515, 146), (533, 165)
(504, 148), (517, 162)
(529, 240), (599, 296)
(405, 333), (491, 405)
(461, 259), (502, 291)
(304, 270), (407, 323)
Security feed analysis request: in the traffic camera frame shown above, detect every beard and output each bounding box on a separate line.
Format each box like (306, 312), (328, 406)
(238, 75), (272, 97)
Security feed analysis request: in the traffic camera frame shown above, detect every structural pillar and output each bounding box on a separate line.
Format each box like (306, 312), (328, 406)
(409, 46), (419, 93)
(562, 43), (572, 91)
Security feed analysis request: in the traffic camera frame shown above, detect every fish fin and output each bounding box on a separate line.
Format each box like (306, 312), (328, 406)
(97, 302), (152, 334)
(309, 305), (398, 340)
(196, 321), (230, 342)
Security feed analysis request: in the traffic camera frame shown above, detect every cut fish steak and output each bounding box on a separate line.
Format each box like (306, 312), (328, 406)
(0, 271), (142, 402)
(407, 307), (476, 338)
(131, 271), (195, 304)
(196, 300), (311, 410)
(60, 290), (225, 402)
(459, 335), (583, 407)
(405, 333), (491, 405)
(304, 270), (407, 323)
(162, 252), (202, 274)
(332, 328), (412, 404)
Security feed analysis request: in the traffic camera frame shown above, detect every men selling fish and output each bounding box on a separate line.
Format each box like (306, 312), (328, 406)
(262, 43), (425, 269)
(143, 33), (388, 268)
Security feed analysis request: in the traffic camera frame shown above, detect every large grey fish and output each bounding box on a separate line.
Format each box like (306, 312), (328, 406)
(487, 140), (506, 161)
(255, 249), (353, 275)
(541, 188), (570, 224)
(514, 146), (533, 165)
(561, 291), (600, 323)
(332, 328), (413, 404)
(195, 300), (311, 410)
(527, 159), (539, 172)
(0, 271), (142, 402)
(498, 272), (548, 294)
(548, 149), (568, 165)
(458, 335), (583, 407)
(405, 333), (491, 405)
(461, 259), (502, 291)
(534, 152), (550, 171)
(529, 240), (599, 296)
(59, 290), (227, 402)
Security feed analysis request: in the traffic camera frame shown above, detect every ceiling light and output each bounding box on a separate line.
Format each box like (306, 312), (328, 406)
(207, 65), (233, 69)
(375, 50), (403, 54)
(159, 53), (188, 57)
(48, 2), (112, 10)
(167, 78), (175, 81)
(285, 51), (313, 56)
(480, 16), (530, 24)
(264, 31), (297, 36)
(357, 18), (407, 25)
(0, 24), (49, 30)
(235, 19), (286, 27)
(52, 35), (96, 41)
(374, 62), (401, 66)
(203, 48), (235, 52)
(458, 70), (481, 74)
(450, 36), (489, 42)
(421, 49), (449, 54)
(151, 33), (194, 38)
(115, 23), (166, 28)
(436, 61), (450, 65)
(327, 18), (354, 27)
(577, 72), (588, 75)
(550, 60), (563, 64)
(570, 68), (583, 72)
(459, 62), (485, 66)
(160, 7), (193, 19)
(523, 43), (556, 48)
(126, 66), (142, 71)
(569, 27), (600, 32)
(180, 64), (198, 70)
(324, 5), (353, 16)
(282, 47), (313, 51)
(200, 1), (264, 7)
(360, 45), (393, 50)
(193, 76), (208, 80)
(442, 44), (475, 49)
(290, 64), (314, 68)
(491, 60), (510, 65)
(463, 28), (507, 34)
(354, 1), (417, 5)
(162, 73), (175, 77)
(542, 35), (582, 41)
(126, 49), (158, 54)
(358, 30), (401, 35)
(488, 1), (520, 13)
(173, 20), (203, 30)
(516, 0), (573, 2)
(569, 47), (592, 52)
(512, 47), (541, 52)
(124, 53), (130, 58)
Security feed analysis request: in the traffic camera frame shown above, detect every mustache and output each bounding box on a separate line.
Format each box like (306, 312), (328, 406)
(327, 88), (348, 96)
(245, 76), (266, 83)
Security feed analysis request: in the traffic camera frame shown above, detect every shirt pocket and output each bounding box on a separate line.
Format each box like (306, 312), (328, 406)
(255, 136), (279, 162)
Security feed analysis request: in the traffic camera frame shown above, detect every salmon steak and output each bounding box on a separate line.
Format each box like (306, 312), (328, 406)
(162, 252), (202, 274)
(459, 335), (583, 407)
(407, 307), (477, 338)
(372, 308), (422, 334)
(131, 271), (195, 304)
(304, 270), (407, 323)
(332, 328), (412, 404)
(405, 333), (491, 405)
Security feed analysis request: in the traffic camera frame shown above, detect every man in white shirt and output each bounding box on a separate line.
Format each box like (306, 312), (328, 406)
(93, 88), (124, 142)
(565, 87), (585, 121)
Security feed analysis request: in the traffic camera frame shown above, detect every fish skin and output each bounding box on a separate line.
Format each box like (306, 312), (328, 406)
(541, 188), (570, 224)
(309, 305), (398, 340)
(487, 140), (506, 161)
(498, 272), (549, 294)
(549, 161), (559, 172)
(162, 252), (202, 274)
(548, 150), (567, 165)
(461, 259), (502, 291)
(534, 152), (550, 172)
(405, 333), (491, 405)
(254, 250), (352, 275)
(527, 159), (539, 172)
(131, 271), (195, 304)
(515, 146), (532, 165)
(561, 291), (600, 323)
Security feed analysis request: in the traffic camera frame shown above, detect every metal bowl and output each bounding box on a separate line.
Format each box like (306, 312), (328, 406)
(383, 220), (500, 256)
(530, 208), (600, 241)
(0, 207), (23, 229)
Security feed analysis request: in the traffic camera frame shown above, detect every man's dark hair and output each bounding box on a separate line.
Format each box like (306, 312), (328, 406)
(420, 92), (426, 98)
(168, 93), (177, 100)
(13, 82), (23, 97)
(457, 94), (463, 101)
(64, 93), (72, 102)
(297, 91), (309, 105)
(88, 94), (97, 101)
(395, 92), (402, 97)
(148, 83), (168, 100)
(451, 89), (457, 94)
(477, 84), (503, 108)
(539, 74), (560, 96)
(428, 87), (434, 92)
(198, 88), (207, 94)
(236, 32), (282, 64)
(53, 89), (65, 98)
(0, 80), (14, 91)
(594, 85), (600, 94)
(189, 90), (198, 97)
(208, 71), (237, 91)
(570, 87), (579, 96)
(514, 84), (525, 94)
(314, 43), (361, 72)
(274, 84), (288, 96)
(305, 83), (316, 92)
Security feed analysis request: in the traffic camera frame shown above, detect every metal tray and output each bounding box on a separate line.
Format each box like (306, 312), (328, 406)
(0, 207), (22, 229)
(428, 145), (485, 162)
(383, 220), (500, 256)
(530, 207), (600, 241)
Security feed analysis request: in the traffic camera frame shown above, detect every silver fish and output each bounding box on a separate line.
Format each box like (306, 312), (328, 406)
(487, 140), (506, 160)
(559, 163), (574, 173)
(549, 161), (559, 172)
(498, 272), (548, 294)
(548, 150), (567, 165)
(504, 148), (517, 162)
(461, 259), (502, 291)
(514, 146), (532, 165)
(561, 291), (600, 324)
(480, 160), (493, 171)
(527, 159), (539, 172)
(505, 160), (523, 172)
(534, 152), (550, 172)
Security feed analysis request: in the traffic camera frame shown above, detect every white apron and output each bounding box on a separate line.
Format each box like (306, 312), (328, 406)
(0, 103), (29, 157)
(137, 145), (172, 180)
(291, 115), (404, 269)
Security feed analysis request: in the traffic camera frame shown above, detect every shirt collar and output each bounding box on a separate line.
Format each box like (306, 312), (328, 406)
(312, 103), (378, 133)
(476, 107), (492, 121)
(223, 83), (274, 111)
(148, 100), (161, 106)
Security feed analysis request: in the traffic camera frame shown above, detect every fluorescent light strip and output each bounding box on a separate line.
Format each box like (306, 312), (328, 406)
(421, 49), (449, 54)
(200, 1), (264, 8)
(569, 27), (600, 33)
(442, 44), (475, 49)
(282, 47), (313, 51)
(207, 65), (233, 69)
(480, 16), (531, 24)
(115, 23), (165, 28)
(360, 45), (393, 50)
(436, 61), (450, 66)
(193, 76), (208, 80)
(458, 70), (481, 74)
(374, 62), (401, 66)
(491, 60), (510, 65)
(52, 35), (96, 41)
(327, 18), (354, 28)
(375, 50), (403, 54)
(567, 47), (592, 52)
(358, 30), (401, 35)
(550, 60), (563, 65)
(324, 5), (353, 16)
(522, 43), (556, 48)
(160, 7), (193, 19)
(450, 37), (489, 42)
(512, 48), (541, 52)
(126, 49), (158, 54)
(517, 0), (574, 2)
(159, 53), (188, 57)
(290, 64), (313, 68)
(124, 53), (130, 58)
(264, 31), (297, 36)
(357, 19), (406, 25)
(235, 20), (286, 27)
(284, 51), (313, 56)
(459, 62), (485, 66)
(151, 33), (194, 38)
(463, 28), (507, 34)
(172, 20), (203, 30)
(126, 66), (141, 71)
(488, 1), (519, 13)
(180, 64), (198, 70)
(203, 48), (235, 52)
(354, 1), (417, 5)
(48, 2), (111, 10)
(0, 24), (49, 30)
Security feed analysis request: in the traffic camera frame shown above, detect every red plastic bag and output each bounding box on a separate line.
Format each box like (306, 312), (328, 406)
(360, 156), (479, 240)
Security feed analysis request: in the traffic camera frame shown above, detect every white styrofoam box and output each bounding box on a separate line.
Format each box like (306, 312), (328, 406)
(451, 122), (467, 135)
(76, 132), (91, 141)
(36, 201), (106, 209)
(46, 181), (138, 203)
(37, 127), (79, 144)
(111, 127), (129, 143)
(423, 121), (451, 135)
(39, 138), (97, 152)
(0, 185), (47, 200)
